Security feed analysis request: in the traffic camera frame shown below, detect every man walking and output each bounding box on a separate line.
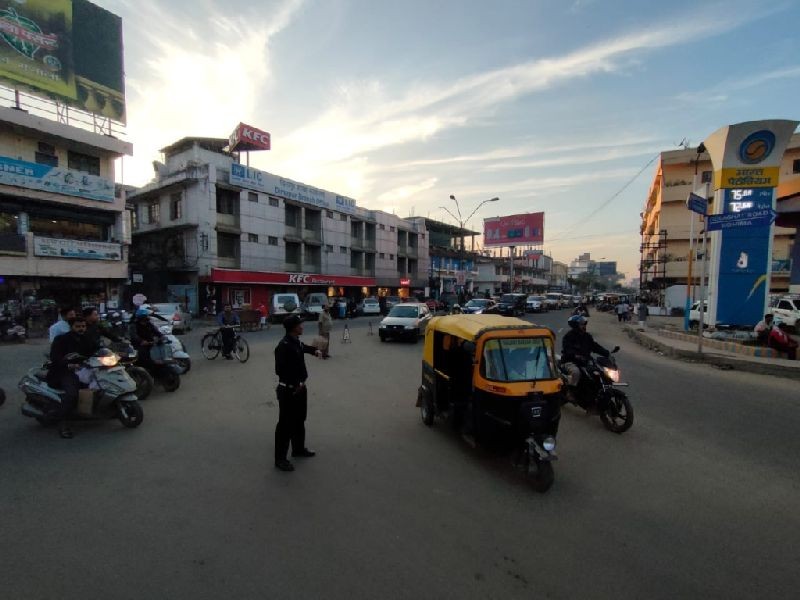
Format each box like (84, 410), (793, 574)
(318, 305), (332, 358)
(274, 315), (322, 472)
(616, 301), (629, 323)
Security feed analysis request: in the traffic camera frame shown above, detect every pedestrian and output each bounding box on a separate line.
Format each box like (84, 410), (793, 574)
(274, 315), (322, 472)
(257, 302), (268, 330)
(768, 320), (798, 360)
(637, 300), (649, 329)
(318, 305), (332, 358)
(754, 313), (773, 345)
(616, 301), (629, 323)
(49, 306), (75, 342)
(378, 295), (386, 316)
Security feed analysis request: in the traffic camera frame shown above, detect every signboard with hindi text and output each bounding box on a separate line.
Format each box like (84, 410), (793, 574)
(483, 212), (544, 247)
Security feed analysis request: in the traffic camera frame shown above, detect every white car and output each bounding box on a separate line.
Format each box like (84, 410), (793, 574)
(526, 295), (545, 312)
(378, 302), (432, 343)
(359, 297), (381, 316)
(770, 296), (800, 328)
(147, 303), (192, 333)
(689, 300), (709, 329)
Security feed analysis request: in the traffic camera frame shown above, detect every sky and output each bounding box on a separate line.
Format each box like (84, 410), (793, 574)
(100, 0), (800, 278)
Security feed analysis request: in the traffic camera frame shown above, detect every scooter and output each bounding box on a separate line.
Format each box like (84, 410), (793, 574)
(108, 341), (155, 401)
(20, 349), (143, 429)
(559, 346), (634, 433)
(0, 314), (26, 342)
(155, 321), (191, 374)
(136, 339), (181, 392)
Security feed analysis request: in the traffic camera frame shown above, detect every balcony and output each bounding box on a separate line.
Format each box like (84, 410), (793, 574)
(216, 213), (240, 232)
(303, 229), (322, 244)
(0, 232), (26, 255)
(303, 263), (321, 273)
(284, 262), (300, 271)
(284, 225), (301, 240)
(217, 256), (240, 269)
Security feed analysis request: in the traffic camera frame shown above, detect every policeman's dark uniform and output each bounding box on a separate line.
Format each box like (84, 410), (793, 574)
(274, 316), (318, 466)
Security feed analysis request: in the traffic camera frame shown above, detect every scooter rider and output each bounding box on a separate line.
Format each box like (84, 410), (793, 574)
(130, 307), (164, 369)
(561, 314), (610, 388)
(47, 315), (93, 439)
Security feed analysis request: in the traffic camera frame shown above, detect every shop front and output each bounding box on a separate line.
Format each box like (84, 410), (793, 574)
(206, 268), (377, 313)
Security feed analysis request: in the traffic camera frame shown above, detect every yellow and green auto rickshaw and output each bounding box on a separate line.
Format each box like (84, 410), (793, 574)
(416, 314), (562, 492)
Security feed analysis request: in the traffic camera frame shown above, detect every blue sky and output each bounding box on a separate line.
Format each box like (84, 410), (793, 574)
(102, 0), (800, 277)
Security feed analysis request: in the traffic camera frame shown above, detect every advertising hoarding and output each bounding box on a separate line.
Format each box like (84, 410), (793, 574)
(0, 0), (126, 122)
(0, 155), (114, 201)
(230, 164), (357, 214)
(483, 212), (544, 247)
(229, 123), (271, 152)
(34, 236), (121, 260)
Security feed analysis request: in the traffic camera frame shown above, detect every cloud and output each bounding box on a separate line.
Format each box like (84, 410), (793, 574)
(376, 178), (439, 205)
(674, 64), (800, 105)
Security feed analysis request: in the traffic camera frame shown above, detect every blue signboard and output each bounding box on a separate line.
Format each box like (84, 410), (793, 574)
(707, 208), (776, 232)
(715, 188), (773, 326)
(0, 156), (115, 202)
(686, 192), (707, 215)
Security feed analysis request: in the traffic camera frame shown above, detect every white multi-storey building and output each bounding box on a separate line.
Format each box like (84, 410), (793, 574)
(128, 137), (429, 313)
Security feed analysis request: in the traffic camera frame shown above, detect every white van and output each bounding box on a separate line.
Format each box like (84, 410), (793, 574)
(270, 293), (301, 323)
(301, 292), (330, 320)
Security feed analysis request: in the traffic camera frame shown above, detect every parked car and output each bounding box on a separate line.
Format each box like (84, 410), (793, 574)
(526, 295), (546, 313)
(358, 297), (381, 316)
(378, 302), (432, 342)
(270, 293), (302, 323)
(147, 303), (192, 333)
(301, 292), (330, 320)
(770, 296), (800, 329)
(689, 300), (709, 329)
(461, 298), (496, 314)
(486, 293), (527, 317)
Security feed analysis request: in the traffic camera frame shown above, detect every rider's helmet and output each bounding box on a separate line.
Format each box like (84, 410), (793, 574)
(134, 307), (150, 319)
(567, 314), (587, 329)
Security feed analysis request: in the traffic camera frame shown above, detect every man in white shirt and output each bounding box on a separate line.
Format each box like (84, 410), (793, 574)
(49, 307), (76, 342)
(616, 302), (629, 323)
(754, 313), (773, 345)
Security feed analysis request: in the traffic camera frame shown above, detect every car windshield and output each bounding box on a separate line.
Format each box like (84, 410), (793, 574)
(388, 306), (418, 318)
(364, 298), (378, 304)
(482, 337), (555, 382)
(465, 299), (490, 307)
(500, 294), (517, 303)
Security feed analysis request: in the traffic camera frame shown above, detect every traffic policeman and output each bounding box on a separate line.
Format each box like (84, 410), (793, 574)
(274, 315), (322, 472)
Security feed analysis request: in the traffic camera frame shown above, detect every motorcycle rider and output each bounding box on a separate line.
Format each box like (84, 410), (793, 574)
(130, 307), (164, 369)
(47, 315), (93, 438)
(561, 314), (611, 393)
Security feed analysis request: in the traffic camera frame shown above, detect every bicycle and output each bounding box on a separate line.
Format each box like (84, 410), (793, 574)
(201, 326), (250, 363)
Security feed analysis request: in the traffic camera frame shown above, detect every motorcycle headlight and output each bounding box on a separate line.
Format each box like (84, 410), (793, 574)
(603, 367), (620, 382)
(542, 436), (556, 452)
(99, 354), (119, 367)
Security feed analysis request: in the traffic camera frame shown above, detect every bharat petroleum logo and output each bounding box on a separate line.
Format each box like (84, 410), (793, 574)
(739, 130), (775, 165)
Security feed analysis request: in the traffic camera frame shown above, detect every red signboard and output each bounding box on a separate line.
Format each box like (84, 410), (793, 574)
(211, 268), (374, 287)
(399, 278), (411, 286)
(483, 212), (544, 247)
(229, 123), (271, 152)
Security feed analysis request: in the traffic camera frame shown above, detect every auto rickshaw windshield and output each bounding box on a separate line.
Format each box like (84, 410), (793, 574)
(481, 337), (556, 382)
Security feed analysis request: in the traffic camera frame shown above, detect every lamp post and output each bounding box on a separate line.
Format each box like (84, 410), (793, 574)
(440, 195), (499, 295)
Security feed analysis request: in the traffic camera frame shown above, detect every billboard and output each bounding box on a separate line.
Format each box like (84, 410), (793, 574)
(0, 0), (126, 123)
(34, 236), (121, 260)
(483, 212), (544, 247)
(229, 123), (271, 152)
(0, 154), (114, 202)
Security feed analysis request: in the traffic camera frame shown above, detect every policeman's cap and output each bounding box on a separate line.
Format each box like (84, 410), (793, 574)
(283, 315), (304, 331)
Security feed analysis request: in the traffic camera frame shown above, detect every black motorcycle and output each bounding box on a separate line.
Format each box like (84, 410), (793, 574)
(560, 347), (634, 433)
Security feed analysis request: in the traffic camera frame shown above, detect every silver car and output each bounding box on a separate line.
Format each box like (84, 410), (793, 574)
(378, 303), (432, 343)
(147, 303), (192, 333)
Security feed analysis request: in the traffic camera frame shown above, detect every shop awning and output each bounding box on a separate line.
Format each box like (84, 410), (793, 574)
(211, 268), (376, 287)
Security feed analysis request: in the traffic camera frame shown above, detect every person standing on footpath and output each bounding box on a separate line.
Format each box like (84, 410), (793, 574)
(318, 305), (332, 358)
(274, 315), (322, 472)
(637, 300), (649, 330)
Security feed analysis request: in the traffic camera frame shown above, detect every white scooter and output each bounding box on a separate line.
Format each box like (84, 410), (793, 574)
(153, 317), (191, 374)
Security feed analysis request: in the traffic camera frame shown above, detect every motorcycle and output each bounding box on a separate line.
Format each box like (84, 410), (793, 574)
(136, 339), (181, 392)
(0, 314), (26, 342)
(559, 346), (634, 433)
(19, 349), (143, 429)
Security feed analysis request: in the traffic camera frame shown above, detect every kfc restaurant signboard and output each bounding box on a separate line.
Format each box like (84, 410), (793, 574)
(399, 278), (411, 287)
(211, 268), (375, 287)
(229, 123), (271, 152)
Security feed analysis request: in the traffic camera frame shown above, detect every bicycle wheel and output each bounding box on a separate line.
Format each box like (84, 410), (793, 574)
(201, 332), (221, 360)
(234, 336), (250, 363)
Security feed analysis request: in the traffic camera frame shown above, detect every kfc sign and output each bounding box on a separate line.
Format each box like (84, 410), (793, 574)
(229, 123), (271, 152)
(399, 278), (411, 286)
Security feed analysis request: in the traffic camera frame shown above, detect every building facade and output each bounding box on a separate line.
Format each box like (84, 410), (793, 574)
(0, 105), (132, 324)
(128, 138), (429, 314)
(640, 135), (800, 302)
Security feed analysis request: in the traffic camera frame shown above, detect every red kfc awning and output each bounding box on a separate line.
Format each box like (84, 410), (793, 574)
(211, 268), (375, 287)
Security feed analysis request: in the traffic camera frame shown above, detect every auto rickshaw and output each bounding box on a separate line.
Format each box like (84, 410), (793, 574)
(416, 314), (562, 492)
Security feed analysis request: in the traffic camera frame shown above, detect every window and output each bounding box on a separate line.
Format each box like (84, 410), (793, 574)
(130, 208), (138, 231)
(326, 210), (334, 218)
(420, 233), (425, 240)
(379, 224), (385, 230)
(285, 205), (299, 227)
(340, 214), (347, 222)
(216, 189), (239, 215)
(35, 141), (58, 167)
(269, 196), (280, 207)
(217, 232), (239, 258)
(169, 193), (182, 220)
(29, 216), (106, 241)
(701, 170), (712, 184)
(389, 254), (394, 260)
(379, 253), (385, 259)
(325, 244), (334, 252)
(340, 246), (348, 254)
(67, 150), (100, 176)
(248, 192), (258, 203)
(793, 159), (800, 174)
(779, 300), (792, 310)
(248, 233), (259, 243)
(147, 202), (160, 224)
(389, 226), (395, 232)
(268, 236), (278, 246)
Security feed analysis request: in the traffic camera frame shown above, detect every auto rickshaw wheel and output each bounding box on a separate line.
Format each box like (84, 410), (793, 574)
(419, 388), (434, 427)
(529, 461), (554, 493)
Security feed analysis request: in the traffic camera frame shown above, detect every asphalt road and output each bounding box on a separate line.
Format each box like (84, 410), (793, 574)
(1, 311), (798, 599)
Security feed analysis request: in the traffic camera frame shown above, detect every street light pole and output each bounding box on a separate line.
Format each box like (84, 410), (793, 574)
(447, 195), (499, 295)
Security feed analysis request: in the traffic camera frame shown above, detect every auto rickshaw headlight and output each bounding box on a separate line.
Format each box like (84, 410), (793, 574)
(542, 436), (556, 452)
